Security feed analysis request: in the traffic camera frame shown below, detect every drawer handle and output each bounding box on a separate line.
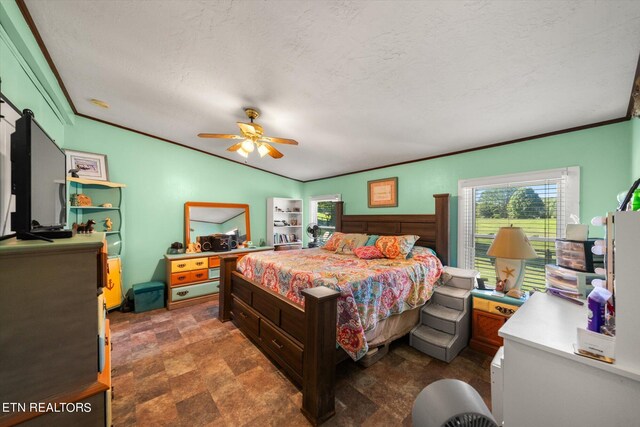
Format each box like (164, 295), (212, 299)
(271, 339), (284, 350)
(239, 312), (248, 319)
(177, 290), (189, 296)
(496, 305), (515, 315)
(178, 275), (186, 280)
(195, 273), (204, 278)
(196, 261), (204, 266)
(177, 263), (186, 268)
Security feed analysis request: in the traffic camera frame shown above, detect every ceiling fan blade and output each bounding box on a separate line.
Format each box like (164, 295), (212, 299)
(237, 122), (264, 137)
(258, 136), (298, 145)
(197, 133), (243, 140)
(265, 143), (284, 159)
(226, 142), (243, 152)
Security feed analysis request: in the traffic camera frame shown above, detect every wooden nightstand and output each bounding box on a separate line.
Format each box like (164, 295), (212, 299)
(470, 289), (528, 355)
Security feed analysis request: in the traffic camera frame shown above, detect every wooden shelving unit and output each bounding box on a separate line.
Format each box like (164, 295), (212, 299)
(267, 197), (303, 249)
(67, 177), (125, 310)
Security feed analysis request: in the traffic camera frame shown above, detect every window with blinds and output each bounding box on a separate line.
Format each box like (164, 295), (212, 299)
(310, 194), (341, 243)
(458, 168), (580, 292)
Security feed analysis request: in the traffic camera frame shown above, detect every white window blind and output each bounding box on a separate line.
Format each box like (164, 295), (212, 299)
(310, 194), (341, 243)
(458, 168), (579, 292)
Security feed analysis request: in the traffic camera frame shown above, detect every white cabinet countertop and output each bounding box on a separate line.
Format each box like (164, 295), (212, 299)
(499, 292), (640, 382)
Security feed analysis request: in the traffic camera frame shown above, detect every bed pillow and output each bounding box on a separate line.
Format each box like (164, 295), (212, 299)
(375, 235), (420, 259)
(335, 233), (369, 254)
(408, 246), (437, 258)
(322, 232), (345, 251)
(353, 245), (385, 260)
(364, 235), (379, 246)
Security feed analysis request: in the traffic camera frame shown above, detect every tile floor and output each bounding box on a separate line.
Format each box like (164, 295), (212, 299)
(109, 300), (492, 426)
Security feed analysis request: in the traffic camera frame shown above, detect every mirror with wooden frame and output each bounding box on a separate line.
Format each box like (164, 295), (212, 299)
(184, 202), (251, 247)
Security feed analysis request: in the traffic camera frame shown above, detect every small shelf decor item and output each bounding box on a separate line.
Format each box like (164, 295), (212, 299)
(368, 177), (398, 208)
(65, 149), (109, 181)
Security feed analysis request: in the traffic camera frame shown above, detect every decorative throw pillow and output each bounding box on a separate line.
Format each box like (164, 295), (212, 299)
(353, 246), (385, 260)
(375, 235), (419, 259)
(335, 233), (369, 254)
(364, 235), (379, 246)
(322, 232), (344, 251)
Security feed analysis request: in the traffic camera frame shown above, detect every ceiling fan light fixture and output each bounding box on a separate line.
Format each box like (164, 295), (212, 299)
(241, 139), (255, 153)
(257, 143), (270, 158)
(198, 107), (298, 160)
(237, 147), (249, 158)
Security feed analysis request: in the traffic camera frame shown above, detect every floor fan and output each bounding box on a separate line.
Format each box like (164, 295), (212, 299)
(306, 223), (320, 248)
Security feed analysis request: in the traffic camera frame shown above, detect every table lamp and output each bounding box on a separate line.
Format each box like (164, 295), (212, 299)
(487, 226), (537, 298)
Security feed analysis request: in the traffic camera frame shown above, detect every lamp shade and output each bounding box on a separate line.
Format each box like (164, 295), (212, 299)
(486, 226), (537, 260)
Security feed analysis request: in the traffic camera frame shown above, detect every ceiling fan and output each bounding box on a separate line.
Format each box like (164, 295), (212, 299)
(198, 108), (298, 159)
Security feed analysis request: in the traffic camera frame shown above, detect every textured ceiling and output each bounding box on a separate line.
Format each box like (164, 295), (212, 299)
(24, 0), (640, 181)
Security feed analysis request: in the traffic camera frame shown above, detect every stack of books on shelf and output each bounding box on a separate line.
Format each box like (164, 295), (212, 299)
(274, 233), (300, 244)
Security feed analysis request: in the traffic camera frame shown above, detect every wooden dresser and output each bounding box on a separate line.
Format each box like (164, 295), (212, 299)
(470, 289), (527, 355)
(0, 234), (112, 426)
(164, 247), (273, 310)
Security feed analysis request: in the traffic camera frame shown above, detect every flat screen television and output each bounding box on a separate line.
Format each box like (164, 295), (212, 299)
(9, 110), (70, 240)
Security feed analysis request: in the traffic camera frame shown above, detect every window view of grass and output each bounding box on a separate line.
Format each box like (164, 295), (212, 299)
(474, 184), (559, 292)
(315, 201), (337, 243)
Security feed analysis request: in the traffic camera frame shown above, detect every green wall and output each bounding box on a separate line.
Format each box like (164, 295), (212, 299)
(632, 118), (640, 180)
(64, 117), (302, 289)
(304, 121), (633, 266)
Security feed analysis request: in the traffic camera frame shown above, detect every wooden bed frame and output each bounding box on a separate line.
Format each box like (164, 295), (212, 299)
(218, 194), (449, 425)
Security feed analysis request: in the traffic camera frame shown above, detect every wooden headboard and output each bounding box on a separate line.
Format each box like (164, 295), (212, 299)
(335, 193), (450, 265)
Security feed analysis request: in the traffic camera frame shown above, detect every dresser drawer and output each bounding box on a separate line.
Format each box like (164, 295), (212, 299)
(260, 318), (303, 375)
(473, 297), (519, 318)
(190, 257), (208, 270)
(171, 257), (208, 273)
(170, 269), (209, 286)
(209, 256), (221, 268)
(231, 297), (260, 338)
(209, 267), (220, 280)
(171, 281), (219, 302)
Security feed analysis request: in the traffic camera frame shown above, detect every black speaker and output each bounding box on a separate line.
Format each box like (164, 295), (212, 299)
(229, 235), (238, 250)
(197, 235), (214, 252)
(211, 234), (230, 252)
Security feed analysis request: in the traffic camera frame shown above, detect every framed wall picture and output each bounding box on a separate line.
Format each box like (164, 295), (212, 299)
(368, 177), (398, 208)
(65, 150), (109, 181)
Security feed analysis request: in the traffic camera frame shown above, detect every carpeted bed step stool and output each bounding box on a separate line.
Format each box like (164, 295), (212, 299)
(410, 267), (478, 362)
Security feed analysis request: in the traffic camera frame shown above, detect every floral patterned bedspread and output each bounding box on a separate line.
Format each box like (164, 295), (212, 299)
(237, 247), (442, 360)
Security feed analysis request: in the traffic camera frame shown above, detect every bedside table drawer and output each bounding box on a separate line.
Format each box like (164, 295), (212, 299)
(473, 297), (519, 318)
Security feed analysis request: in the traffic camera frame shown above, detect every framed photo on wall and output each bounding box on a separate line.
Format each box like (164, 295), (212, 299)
(65, 150), (109, 181)
(368, 177), (398, 208)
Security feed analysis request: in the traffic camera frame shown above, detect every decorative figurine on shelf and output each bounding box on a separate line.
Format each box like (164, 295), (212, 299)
(73, 220), (96, 234)
(105, 217), (113, 232)
(496, 279), (506, 293)
(186, 242), (202, 253)
(68, 168), (80, 178)
(100, 203), (112, 208)
(70, 193), (92, 207)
